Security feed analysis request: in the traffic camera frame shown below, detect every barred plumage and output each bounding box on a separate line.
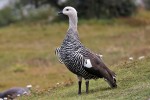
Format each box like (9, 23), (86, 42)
(55, 47), (63, 64)
(57, 29), (98, 79)
(56, 6), (117, 94)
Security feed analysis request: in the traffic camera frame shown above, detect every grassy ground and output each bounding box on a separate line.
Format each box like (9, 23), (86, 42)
(21, 58), (150, 100)
(0, 10), (150, 99)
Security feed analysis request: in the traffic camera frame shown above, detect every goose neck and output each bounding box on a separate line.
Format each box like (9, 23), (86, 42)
(68, 14), (78, 31)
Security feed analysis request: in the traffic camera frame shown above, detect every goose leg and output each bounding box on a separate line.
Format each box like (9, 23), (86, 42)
(77, 76), (82, 95)
(85, 79), (89, 94)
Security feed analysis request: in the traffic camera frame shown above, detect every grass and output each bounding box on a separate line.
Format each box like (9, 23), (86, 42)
(21, 58), (150, 100)
(0, 10), (150, 99)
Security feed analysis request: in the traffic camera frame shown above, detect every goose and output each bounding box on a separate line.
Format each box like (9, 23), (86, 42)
(55, 6), (117, 95)
(0, 85), (32, 99)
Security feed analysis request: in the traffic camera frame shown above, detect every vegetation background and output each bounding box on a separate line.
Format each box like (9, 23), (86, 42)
(0, 0), (150, 99)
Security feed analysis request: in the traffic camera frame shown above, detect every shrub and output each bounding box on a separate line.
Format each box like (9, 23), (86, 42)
(56, 0), (137, 19)
(0, 4), (55, 26)
(0, 7), (18, 26)
(144, 0), (150, 10)
(107, 0), (137, 17)
(22, 5), (55, 22)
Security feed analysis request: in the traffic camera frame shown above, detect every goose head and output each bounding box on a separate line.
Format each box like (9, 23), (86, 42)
(59, 6), (78, 30)
(59, 6), (77, 17)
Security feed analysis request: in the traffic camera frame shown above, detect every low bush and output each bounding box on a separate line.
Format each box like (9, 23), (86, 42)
(144, 0), (150, 10)
(0, 7), (18, 26)
(59, 0), (137, 19)
(0, 4), (55, 27)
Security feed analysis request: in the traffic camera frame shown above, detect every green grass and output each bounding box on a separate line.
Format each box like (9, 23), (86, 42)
(0, 10), (150, 99)
(21, 58), (150, 100)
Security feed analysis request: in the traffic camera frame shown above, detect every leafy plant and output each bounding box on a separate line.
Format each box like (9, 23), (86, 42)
(144, 0), (150, 10)
(0, 7), (18, 26)
(51, 0), (137, 19)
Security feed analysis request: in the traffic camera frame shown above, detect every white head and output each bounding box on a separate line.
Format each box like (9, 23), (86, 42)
(59, 6), (78, 30)
(61, 6), (77, 17)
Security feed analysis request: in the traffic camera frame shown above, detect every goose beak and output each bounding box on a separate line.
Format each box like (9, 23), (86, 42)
(58, 11), (63, 15)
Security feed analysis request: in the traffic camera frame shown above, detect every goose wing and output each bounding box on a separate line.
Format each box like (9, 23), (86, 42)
(82, 50), (116, 79)
(82, 51), (117, 87)
(64, 49), (117, 87)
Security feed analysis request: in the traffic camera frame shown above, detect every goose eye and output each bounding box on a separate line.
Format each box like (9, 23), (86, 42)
(66, 9), (69, 11)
